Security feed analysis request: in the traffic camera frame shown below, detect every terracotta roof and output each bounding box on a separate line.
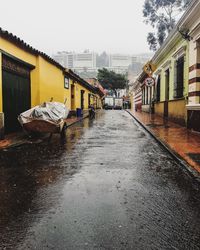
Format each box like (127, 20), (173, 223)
(0, 27), (65, 71)
(65, 69), (98, 94)
(0, 28), (102, 96)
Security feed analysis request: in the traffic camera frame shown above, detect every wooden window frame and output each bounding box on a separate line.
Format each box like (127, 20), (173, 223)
(174, 56), (184, 99)
(64, 76), (69, 89)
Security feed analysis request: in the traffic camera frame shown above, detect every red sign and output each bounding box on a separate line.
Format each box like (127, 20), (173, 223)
(144, 77), (155, 87)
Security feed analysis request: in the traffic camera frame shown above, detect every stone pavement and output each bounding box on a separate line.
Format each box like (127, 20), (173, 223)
(128, 110), (200, 174)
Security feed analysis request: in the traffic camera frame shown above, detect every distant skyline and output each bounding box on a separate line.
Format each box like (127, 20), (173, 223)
(0, 0), (152, 56)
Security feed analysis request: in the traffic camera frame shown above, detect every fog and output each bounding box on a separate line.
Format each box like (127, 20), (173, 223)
(0, 0), (151, 55)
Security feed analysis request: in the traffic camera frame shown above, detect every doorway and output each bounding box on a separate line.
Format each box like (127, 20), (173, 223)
(2, 55), (31, 133)
(71, 84), (75, 110)
(81, 90), (85, 110)
(88, 93), (91, 108)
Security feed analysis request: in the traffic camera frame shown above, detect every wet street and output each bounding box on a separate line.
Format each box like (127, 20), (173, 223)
(0, 110), (200, 250)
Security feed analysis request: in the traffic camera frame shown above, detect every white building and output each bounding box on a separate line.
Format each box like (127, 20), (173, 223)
(53, 51), (151, 76)
(108, 54), (137, 74)
(73, 52), (96, 71)
(53, 51), (97, 72)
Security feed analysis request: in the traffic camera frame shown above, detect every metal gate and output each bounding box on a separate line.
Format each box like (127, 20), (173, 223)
(2, 55), (31, 133)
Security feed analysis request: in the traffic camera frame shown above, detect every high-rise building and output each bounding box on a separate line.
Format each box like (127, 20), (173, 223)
(52, 51), (97, 72)
(53, 51), (152, 76)
(108, 54), (137, 74)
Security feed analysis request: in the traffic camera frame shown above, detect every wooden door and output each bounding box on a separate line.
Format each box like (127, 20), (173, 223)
(71, 84), (75, 110)
(81, 90), (84, 110)
(2, 56), (31, 133)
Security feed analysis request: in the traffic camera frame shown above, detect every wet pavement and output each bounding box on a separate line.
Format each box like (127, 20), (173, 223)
(128, 110), (200, 173)
(0, 115), (88, 150)
(0, 110), (200, 250)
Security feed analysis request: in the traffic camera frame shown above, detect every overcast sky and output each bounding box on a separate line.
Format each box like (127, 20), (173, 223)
(0, 0), (151, 56)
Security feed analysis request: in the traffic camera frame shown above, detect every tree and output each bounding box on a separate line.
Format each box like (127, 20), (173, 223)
(97, 68), (128, 92)
(143, 0), (191, 51)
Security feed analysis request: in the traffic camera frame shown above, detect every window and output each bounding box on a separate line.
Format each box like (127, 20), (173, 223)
(165, 69), (170, 101)
(64, 76), (69, 89)
(156, 75), (160, 102)
(146, 86), (149, 104)
(142, 88), (145, 105)
(174, 56), (184, 98)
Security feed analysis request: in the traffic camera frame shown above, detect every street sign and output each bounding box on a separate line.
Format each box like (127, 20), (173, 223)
(143, 62), (156, 76)
(144, 77), (155, 87)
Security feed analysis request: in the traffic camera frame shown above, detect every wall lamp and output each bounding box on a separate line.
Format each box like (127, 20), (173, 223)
(178, 27), (192, 41)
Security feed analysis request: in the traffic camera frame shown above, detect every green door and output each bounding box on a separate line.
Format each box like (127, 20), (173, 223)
(2, 70), (31, 133)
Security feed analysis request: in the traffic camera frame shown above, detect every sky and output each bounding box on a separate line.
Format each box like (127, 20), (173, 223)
(0, 0), (151, 56)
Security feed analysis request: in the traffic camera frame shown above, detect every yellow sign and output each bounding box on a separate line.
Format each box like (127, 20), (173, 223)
(143, 62), (156, 76)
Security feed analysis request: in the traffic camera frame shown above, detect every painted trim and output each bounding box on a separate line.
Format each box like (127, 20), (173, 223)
(172, 45), (187, 59)
(188, 91), (200, 97)
(186, 104), (200, 110)
(189, 77), (200, 84)
(189, 63), (200, 72)
(156, 97), (185, 104)
(0, 49), (35, 69)
(161, 60), (171, 70)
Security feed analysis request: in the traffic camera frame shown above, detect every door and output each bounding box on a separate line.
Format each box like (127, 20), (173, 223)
(88, 93), (91, 108)
(81, 90), (85, 110)
(71, 84), (75, 110)
(2, 56), (31, 133)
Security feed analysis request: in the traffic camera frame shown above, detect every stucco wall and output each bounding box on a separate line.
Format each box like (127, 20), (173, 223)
(0, 53), (2, 112)
(0, 37), (101, 116)
(168, 98), (187, 124)
(0, 38), (40, 111)
(154, 39), (189, 103)
(154, 102), (164, 116)
(38, 56), (70, 107)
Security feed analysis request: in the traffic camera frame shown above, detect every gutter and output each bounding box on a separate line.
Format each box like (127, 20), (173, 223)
(126, 110), (200, 190)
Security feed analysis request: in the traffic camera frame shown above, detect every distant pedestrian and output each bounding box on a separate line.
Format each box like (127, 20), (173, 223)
(89, 105), (95, 119)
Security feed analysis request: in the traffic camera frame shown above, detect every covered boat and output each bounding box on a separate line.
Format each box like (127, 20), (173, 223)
(18, 102), (69, 134)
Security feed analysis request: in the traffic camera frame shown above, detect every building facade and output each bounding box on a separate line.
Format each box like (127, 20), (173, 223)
(0, 29), (102, 134)
(133, 0), (200, 132)
(178, 0), (200, 132)
(152, 36), (189, 125)
(53, 51), (97, 72)
(108, 54), (136, 74)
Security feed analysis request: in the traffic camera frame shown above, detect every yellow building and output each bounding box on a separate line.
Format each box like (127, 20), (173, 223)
(133, 29), (189, 126)
(65, 70), (103, 113)
(0, 28), (102, 134)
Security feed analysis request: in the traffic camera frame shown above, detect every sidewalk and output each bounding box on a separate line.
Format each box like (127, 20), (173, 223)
(0, 115), (88, 150)
(127, 110), (200, 175)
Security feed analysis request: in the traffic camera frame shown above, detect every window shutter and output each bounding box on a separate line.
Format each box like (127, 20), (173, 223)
(174, 60), (177, 98)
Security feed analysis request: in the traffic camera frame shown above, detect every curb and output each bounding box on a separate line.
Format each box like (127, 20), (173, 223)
(126, 110), (200, 188)
(66, 109), (102, 128)
(66, 115), (89, 128)
(0, 115), (90, 150)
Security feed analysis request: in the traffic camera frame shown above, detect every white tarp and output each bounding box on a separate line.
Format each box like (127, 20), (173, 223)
(18, 102), (69, 125)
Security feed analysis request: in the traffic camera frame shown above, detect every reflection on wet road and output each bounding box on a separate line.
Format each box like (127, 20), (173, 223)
(0, 111), (200, 250)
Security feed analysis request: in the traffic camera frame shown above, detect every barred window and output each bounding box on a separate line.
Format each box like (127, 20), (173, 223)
(156, 75), (160, 102)
(174, 57), (184, 98)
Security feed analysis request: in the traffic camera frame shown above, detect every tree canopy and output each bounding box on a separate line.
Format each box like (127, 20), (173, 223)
(143, 0), (191, 51)
(97, 68), (128, 91)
